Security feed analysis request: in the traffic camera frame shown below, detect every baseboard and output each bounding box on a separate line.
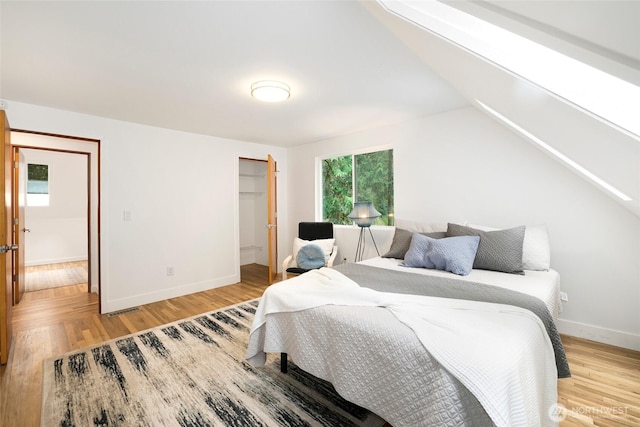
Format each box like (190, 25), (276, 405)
(26, 256), (88, 267)
(557, 318), (640, 351)
(101, 273), (240, 314)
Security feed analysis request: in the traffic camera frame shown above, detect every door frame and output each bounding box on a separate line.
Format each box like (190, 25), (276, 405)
(10, 130), (101, 310)
(16, 147), (92, 296)
(12, 148), (26, 304)
(238, 156), (277, 283)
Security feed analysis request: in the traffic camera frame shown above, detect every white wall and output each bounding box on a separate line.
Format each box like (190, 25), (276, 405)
(22, 149), (88, 266)
(6, 101), (288, 313)
(287, 106), (640, 350)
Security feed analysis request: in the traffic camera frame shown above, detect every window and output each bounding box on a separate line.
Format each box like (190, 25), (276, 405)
(322, 149), (394, 225)
(27, 163), (49, 206)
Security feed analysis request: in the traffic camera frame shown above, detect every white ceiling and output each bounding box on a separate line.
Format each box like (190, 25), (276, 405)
(0, 0), (468, 147)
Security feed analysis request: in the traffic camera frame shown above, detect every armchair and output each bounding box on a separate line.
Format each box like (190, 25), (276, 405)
(282, 222), (338, 280)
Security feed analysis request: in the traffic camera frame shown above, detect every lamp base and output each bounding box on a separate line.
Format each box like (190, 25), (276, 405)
(354, 226), (380, 262)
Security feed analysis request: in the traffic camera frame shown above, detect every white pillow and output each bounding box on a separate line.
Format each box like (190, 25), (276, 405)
(465, 223), (550, 271)
(395, 218), (447, 233)
(292, 237), (335, 268)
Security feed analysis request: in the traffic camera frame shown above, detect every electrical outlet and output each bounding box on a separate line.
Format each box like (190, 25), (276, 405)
(560, 292), (568, 302)
(167, 267), (174, 276)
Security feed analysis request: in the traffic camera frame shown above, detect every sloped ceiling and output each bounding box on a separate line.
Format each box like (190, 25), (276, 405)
(0, 0), (466, 146)
(2, 1), (638, 216)
(362, 0), (640, 218)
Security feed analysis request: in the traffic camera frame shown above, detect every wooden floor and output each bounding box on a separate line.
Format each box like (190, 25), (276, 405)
(25, 260), (89, 274)
(25, 260), (89, 292)
(1, 264), (638, 426)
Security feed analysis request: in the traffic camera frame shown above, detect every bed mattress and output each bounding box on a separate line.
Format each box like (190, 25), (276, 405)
(360, 257), (562, 320)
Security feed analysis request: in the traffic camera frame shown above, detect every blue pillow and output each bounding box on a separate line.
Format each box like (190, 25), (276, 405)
(403, 233), (433, 267)
(402, 233), (480, 276)
(296, 243), (326, 270)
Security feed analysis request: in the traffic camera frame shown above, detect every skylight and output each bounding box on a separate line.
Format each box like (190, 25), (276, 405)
(477, 100), (632, 202)
(378, 0), (640, 139)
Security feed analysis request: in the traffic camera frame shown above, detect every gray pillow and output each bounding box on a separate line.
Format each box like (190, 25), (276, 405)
(446, 223), (525, 274)
(382, 228), (447, 259)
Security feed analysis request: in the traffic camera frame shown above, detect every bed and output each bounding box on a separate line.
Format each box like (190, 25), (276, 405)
(246, 222), (570, 427)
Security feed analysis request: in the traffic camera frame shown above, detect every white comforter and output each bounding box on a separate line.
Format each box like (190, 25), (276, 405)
(247, 267), (558, 427)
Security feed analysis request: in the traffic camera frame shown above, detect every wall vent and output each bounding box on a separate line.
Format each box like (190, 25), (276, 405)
(106, 307), (141, 317)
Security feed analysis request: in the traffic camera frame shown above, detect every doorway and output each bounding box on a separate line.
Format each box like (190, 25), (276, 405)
(20, 148), (89, 295)
(10, 131), (100, 308)
(239, 158), (268, 281)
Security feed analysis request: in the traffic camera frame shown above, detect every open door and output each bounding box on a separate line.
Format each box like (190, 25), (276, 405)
(12, 148), (26, 304)
(0, 110), (14, 365)
(267, 154), (277, 284)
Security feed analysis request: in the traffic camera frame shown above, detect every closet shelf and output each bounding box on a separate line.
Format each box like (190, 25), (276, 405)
(240, 245), (263, 252)
(240, 173), (266, 178)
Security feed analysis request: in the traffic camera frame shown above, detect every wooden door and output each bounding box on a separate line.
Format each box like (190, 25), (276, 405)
(0, 111), (13, 364)
(267, 154), (277, 284)
(12, 148), (26, 304)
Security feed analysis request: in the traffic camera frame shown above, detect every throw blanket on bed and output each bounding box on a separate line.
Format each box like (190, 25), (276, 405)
(334, 262), (570, 378)
(247, 267), (559, 427)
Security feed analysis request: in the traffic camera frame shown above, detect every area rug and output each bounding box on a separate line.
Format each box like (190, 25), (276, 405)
(41, 299), (384, 427)
(26, 266), (88, 291)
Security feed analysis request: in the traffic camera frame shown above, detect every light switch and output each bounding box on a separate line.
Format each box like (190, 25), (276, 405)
(123, 210), (132, 221)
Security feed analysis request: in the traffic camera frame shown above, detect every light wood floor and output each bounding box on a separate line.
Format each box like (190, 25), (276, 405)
(1, 264), (638, 426)
(25, 260), (89, 274)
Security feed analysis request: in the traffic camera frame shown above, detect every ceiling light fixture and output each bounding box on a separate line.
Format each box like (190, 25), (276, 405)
(251, 81), (290, 103)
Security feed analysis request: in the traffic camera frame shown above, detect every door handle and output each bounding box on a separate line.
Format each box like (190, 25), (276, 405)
(0, 244), (18, 254)
(22, 228), (30, 233)
(265, 224), (277, 229)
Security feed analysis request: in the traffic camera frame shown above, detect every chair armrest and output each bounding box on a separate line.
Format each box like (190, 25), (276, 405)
(282, 254), (293, 268)
(326, 246), (339, 267)
(282, 254), (294, 280)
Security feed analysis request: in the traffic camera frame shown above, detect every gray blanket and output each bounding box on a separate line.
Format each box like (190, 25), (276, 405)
(333, 262), (571, 378)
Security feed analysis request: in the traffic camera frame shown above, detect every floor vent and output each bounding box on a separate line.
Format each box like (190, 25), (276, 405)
(106, 307), (141, 317)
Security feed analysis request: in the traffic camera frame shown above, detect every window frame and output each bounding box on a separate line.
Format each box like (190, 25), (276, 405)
(316, 144), (394, 228)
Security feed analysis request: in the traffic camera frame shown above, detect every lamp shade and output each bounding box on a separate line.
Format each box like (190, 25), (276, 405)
(348, 202), (381, 227)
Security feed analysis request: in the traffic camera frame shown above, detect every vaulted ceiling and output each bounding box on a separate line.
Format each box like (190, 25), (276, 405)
(1, 1), (638, 216)
(363, 0), (639, 217)
(0, 0), (467, 146)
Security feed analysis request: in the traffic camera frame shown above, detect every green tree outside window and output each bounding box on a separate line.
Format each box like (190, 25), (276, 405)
(27, 164), (49, 194)
(322, 149), (394, 226)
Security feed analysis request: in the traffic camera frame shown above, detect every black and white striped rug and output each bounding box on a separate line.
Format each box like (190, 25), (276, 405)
(41, 299), (384, 426)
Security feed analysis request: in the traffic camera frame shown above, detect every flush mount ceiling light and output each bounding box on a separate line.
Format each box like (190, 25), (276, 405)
(251, 80), (290, 102)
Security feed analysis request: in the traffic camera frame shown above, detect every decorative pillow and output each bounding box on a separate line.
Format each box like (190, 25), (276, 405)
(522, 225), (551, 271)
(446, 223), (525, 274)
(292, 237), (335, 268)
(402, 233), (480, 276)
(466, 223), (550, 271)
(296, 244), (326, 270)
(382, 228), (447, 259)
(402, 233), (432, 267)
